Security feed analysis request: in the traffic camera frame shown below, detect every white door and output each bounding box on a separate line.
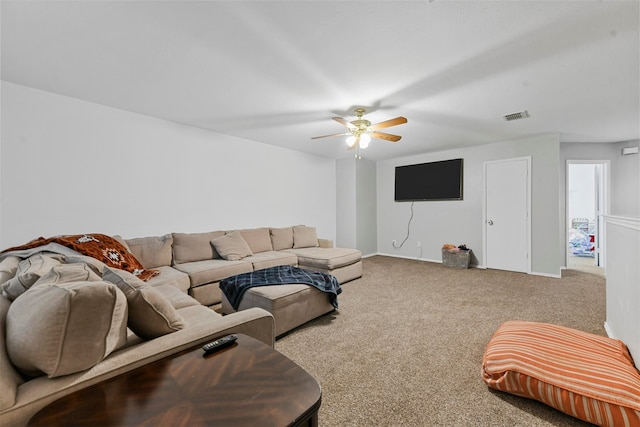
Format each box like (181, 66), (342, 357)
(484, 158), (530, 273)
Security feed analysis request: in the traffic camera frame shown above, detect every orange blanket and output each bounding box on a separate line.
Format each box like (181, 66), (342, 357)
(2, 234), (158, 281)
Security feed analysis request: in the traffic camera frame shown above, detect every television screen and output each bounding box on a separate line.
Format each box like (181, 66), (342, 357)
(394, 158), (463, 201)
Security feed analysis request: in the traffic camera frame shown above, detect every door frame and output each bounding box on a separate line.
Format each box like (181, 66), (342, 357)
(482, 156), (532, 273)
(565, 160), (610, 268)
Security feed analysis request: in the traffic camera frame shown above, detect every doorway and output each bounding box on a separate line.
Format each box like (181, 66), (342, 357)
(566, 160), (608, 274)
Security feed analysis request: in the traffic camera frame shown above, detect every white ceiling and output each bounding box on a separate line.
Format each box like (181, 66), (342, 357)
(2, 1), (639, 161)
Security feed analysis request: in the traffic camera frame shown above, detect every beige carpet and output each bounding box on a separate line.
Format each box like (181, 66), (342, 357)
(275, 256), (607, 426)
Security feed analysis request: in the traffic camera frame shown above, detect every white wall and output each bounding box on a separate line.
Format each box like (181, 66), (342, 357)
(336, 157), (357, 249)
(561, 141), (639, 218)
(567, 164), (596, 222)
(377, 134), (561, 276)
(611, 140), (640, 217)
(335, 157), (377, 255)
(0, 82), (336, 247)
(356, 158), (377, 256)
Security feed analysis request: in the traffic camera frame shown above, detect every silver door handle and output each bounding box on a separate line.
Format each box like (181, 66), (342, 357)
(488, 220), (494, 225)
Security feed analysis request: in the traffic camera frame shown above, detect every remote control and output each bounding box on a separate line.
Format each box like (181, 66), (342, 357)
(202, 334), (237, 354)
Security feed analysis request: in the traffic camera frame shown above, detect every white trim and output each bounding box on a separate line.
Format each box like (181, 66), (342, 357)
(375, 252), (483, 268)
(376, 252), (441, 263)
(602, 215), (640, 231)
(604, 321), (616, 339)
(483, 156), (532, 274)
(528, 270), (562, 279)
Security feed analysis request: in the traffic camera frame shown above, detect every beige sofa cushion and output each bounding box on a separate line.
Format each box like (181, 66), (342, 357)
(1, 253), (62, 301)
(33, 263), (101, 287)
(244, 251), (298, 271)
(239, 228), (273, 253)
(270, 227), (294, 250)
(6, 281), (128, 378)
(152, 284), (200, 310)
(125, 234), (173, 268)
(172, 231), (225, 264)
(145, 265), (191, 293)
(173, 259), (253, 287)
(286, 247), (362, 270)
(211, 231), (253, 261)
(102, 267), (187, 340)
(293, 225), (319, 249)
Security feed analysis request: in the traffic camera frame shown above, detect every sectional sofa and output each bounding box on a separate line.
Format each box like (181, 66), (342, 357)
(0, 225), (361, 425)
(126, 225), (362, 336)
(143, 225), (362, 307)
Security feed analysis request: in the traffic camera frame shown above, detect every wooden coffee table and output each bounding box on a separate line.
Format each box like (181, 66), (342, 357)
(28, 334), (321, 426)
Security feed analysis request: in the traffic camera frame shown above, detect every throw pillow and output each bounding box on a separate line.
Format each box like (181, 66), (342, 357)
(124, 234), (173, 269)
(239, 228), (273, 253)
(270, 227), (294, 251)
(293, 225), (319, 249)
(482, 320), (640, 426)
(33, 263), (101, 287)
(102, 267), (187, 340)
(172, 231), (225, 264)
(210, 231), (253, 261)
(6, 280), (128, 378)
(1, 253), (62, 301)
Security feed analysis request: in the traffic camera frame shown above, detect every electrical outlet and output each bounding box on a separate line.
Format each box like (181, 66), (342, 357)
(417, 241), (422, 247)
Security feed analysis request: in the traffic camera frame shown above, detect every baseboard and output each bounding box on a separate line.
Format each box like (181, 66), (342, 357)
(604, 321), (615, 339)
(375, 252), (484, 268)
(375, 252), (441, 263)
(528, 271), (562, 279)
(361, 253), (378, 259)
(372, 253), (560, 275)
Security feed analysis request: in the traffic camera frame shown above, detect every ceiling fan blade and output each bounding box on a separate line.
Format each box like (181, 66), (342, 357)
(311, 132), (351, 140)
(371, 131), (402, 142)
(370, 116), (407, 130)
(332, 117), (357, 129)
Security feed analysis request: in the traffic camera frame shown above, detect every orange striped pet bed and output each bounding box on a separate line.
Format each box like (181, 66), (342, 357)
(482, 320), (640, 427)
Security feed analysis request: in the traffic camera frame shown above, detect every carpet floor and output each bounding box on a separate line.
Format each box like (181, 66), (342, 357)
(275, 255), (606, 426)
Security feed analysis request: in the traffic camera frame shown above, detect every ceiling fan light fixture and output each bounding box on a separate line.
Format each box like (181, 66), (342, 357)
(359, 133), (371, 148)
(313, 108), (407, 151)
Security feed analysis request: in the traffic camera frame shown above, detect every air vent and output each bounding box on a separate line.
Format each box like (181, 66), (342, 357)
(503, 110), (530, 121)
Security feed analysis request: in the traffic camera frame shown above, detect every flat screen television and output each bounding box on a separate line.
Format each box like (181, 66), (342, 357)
(394, 158), (463, 201)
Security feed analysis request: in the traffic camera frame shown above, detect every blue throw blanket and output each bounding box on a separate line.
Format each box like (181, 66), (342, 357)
(220, 265), (341, 311)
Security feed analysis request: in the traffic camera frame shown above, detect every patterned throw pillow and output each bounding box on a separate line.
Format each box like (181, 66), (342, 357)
(483, 320), (640, 427)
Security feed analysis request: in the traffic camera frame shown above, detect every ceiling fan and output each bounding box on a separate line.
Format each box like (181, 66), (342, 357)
(311, 108), (408, 151)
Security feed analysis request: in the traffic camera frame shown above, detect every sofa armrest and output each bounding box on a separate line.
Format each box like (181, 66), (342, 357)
(209, 307), (276, 347)
(318, 239), (333, 248)
(1, 307), (275, 426)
